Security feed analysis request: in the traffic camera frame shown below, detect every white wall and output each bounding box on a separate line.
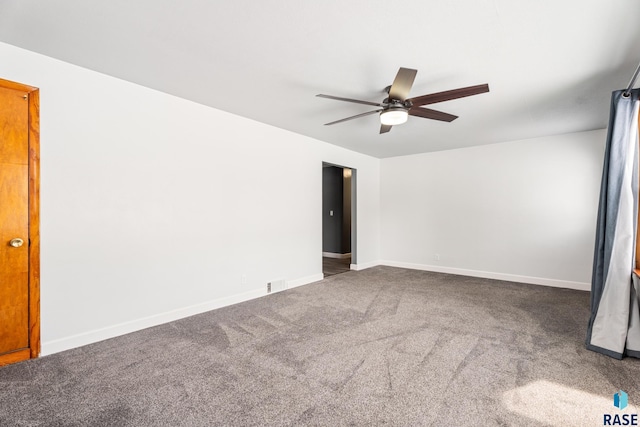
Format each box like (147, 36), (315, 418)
(0, 42), (381, 355)
(381, 130), (606, 290)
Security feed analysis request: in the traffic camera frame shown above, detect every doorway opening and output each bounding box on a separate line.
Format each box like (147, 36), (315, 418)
(322, 162), (356, 277)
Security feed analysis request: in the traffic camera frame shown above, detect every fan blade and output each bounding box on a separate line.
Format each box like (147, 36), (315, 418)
(316, 94), (383, 107)
(408, 84), (489, 107)
(388, 67), (418, 101)
(324, 109), (383, 126)
(380, 124), (392, 134)
(409, 107), (458, 122)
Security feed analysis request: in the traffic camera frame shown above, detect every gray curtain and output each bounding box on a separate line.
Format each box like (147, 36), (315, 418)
(586, 88), (640, 359)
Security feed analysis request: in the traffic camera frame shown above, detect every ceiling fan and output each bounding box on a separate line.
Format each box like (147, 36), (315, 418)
(317, 67), (489, 134)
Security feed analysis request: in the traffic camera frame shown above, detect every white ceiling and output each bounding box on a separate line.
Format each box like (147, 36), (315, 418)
(1, 0), (639, 158)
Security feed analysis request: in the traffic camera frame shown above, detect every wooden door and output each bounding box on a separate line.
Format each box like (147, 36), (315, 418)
(0, 78), (40, 366)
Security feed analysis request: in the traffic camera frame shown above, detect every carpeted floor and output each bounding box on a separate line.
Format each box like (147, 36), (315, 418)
(1, 266), (639, 426)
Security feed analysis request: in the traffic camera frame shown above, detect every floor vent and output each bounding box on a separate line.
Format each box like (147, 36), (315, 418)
(267, 279), (287, 294)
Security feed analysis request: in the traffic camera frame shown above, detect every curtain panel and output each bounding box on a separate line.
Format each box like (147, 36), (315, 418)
(586, 89), (640, 359)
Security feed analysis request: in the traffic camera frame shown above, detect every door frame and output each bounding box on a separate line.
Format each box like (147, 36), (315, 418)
(0, 78), (40, 365)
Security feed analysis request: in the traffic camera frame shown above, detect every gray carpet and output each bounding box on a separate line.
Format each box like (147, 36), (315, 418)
(1, 266), (639, 426)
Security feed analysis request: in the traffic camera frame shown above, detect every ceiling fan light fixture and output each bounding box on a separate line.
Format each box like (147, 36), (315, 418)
(318, 67), (489, 130)
(380, 108), (408, 126)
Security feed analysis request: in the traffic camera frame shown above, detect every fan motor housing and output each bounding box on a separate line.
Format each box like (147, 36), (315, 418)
(383, 98), (412, 109)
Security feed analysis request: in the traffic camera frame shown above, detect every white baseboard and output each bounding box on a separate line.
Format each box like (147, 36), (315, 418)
(350, 260), (381, 271)
(322, 252), (351, 259)
(41, 263), (588, 356)
(41, 274), (324, 356)
(380, 260), (590, 291)
(287, 273), (324, 289)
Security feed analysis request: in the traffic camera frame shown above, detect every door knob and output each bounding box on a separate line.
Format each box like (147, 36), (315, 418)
(9, 238), (24, 248)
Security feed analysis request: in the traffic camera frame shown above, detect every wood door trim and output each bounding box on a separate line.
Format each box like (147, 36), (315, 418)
(0, 78), (40, 359)
(0, 349), (30, 367)
(28, 87), (40, 358)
